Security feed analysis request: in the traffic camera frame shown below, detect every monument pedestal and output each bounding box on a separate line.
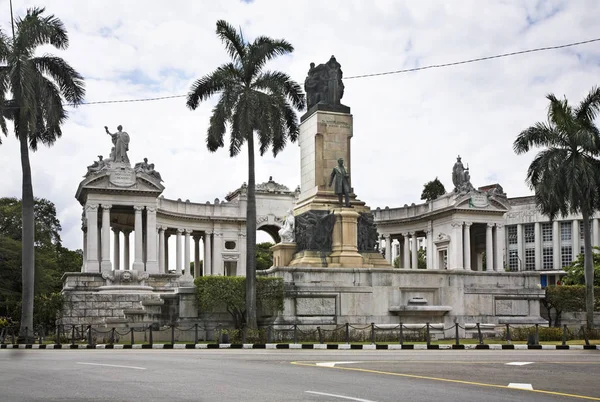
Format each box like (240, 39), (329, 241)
(271, 243), (297, 268)
(328, 208), (364, 267)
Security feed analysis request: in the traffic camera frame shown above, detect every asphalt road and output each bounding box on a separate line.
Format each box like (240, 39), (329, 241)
(0, 349), (598, 401)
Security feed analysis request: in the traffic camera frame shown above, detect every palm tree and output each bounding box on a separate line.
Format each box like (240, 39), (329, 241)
(0, 8), (85, 341)
(186, 20), (305, 328)
(513, 87), (600, 330)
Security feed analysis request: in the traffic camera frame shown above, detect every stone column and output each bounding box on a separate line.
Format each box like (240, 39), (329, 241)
(213, 231), (223, 276)
(158, 226), (166, 273)
(534, 222), (541, 271)
(451, 222), (463, 269)
(82, 228), (87, 272)
(384, 234), (392, 264)
(572, 219), (580, 258)
(553, 220), (560, 270)
(183, 229), (192, 279)
(132, 206), (145, 271)
(123, 230), (131, 270)
(204, 231), (212, 275)
(426, 230), (433, 269)
(112, 228), (120, 271)
(193, 234), (201, 277)
(145, 206), (159, 273)
(165, 233), (170, 272)
(495, 224), (505, 272)
(176, 228), (183, 276)
(486, 223), (494, 271)
(238, 231), (247, 275)
(411, 232), (418, 269)
(100, 204), (112, 273)
(85, 204), (99, 272)
(402, 233), (410, 269)
(516, 223), (524, 271)
(463, 222), (472, 270)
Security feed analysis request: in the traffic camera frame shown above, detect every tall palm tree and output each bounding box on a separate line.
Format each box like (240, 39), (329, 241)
(186, 20), (305, 328)
(0, 8), (85, 341)
(513, 87), (600, 329)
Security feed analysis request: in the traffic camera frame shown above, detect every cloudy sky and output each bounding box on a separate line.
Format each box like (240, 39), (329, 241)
(0, 0), (599, 251)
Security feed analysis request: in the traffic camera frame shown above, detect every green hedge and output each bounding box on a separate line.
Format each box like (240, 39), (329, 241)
(195, 276), (284, 329)
(543, 285), (600, 327)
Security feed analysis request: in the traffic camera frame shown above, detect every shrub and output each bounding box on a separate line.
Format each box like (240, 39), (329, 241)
(543, 285), (600, 327)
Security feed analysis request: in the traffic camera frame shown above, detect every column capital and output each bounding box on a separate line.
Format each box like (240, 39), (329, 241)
(85, 204), (99, 212)
(496, 223), (504, 229)
(451, 222), (463, 228)
(146, 206), (157, 213)
(408, 231), (415, 236)
(158, 225), (168, 232)
(214, 232), (223, 237)
(177, 228), (185, 234)
(402, 232), (409, 237)
(487, 223), (495, 228)
(205, 230), (213, 235)
(133, 205), (145, 211)
(111, 227), (120, 233)
(184, 229), (193, 235)
(383, 234), (391, 239)
(463, 221), (473, 227)
(193, 234), (202, 241)
(122, 229), (132, 235)
(101, 204), (112, 210)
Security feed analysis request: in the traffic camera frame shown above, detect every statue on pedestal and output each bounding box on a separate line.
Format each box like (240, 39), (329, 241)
(86, 155), (108, 175)
(278, 209), (295, 243)
(329, 158), (351, 207)
(304, 55), (345, 110)
(452, 155), (474, 193)
(105, 125), (130, 164)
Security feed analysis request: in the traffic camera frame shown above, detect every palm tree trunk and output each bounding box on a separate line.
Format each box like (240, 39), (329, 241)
(581, 208), (595, 329)
(245, 131), (257, 329)
(19, 133), (35, 342)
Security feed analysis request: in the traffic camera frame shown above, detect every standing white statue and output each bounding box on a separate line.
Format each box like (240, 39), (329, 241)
(278, 209), (295, 243)
(105, 125), (130, 164)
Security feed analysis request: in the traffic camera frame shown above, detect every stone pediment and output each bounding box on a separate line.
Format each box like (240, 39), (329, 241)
(76, 167), (164, 203)
(453, 191), (509, 213)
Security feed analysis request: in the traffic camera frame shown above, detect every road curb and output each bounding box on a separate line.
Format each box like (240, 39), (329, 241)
(1, 343), (599, 350)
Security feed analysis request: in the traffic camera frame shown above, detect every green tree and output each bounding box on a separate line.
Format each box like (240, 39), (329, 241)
(513, 87), (600, 329)
(0, 8), (85, 340)
(562, 247), (600, 287)
(186, 20), (304, 328)
(256, 242), (274, 270)
(420, 177), (446, 202)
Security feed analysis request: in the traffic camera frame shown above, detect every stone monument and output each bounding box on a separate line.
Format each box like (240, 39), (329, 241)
(281, 55), (389, 268)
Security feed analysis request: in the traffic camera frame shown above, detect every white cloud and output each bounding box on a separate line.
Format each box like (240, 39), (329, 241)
(1, 0), (599, 250)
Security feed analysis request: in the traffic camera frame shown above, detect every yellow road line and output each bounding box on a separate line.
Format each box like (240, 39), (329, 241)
(291, 362), (600, 401)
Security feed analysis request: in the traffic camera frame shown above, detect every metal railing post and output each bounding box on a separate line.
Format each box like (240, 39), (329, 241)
(294, 324), (298, 344)
(345, 323), (349, 344)
(171, 325), (175, 345)
(149, 325), (153, 346)
(505, 323), (511, 345)
(562, 324), (567, 346)
(110, 328), (115, 345)
(56, 325), (61, 346)
(399, 323), (404, 345)
(87, 325), (93, 346)
(534, 324), (539, 345)
(426, 323), (431, 346)
(455, 323), (460, 346)
(476, 323), (483, 345)
(371, 323), (375, 345)
(317, 327), (323, 344)
(71, 326), (76, 346)
(194, 324), (198, 344)
(130, 328), (135, 345)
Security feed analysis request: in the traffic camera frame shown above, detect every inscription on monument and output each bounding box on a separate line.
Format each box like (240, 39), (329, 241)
(469, 194), (489, 208)
(110, 169), (136, 187)
(322, 119), (350, 129)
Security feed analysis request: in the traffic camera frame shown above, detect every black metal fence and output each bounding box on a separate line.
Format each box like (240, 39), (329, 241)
(0, 322), (598, 347)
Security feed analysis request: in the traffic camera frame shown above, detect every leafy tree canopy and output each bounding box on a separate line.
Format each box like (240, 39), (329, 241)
(420, 177), (446, 202)
(0, 197), (62, 248)
(256, 241), (274, 270)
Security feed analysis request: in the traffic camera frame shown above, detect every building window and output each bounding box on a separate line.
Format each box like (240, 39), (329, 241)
(525, 248), (535, 271)
(225, 241), (236, 250)
(561, 246), (572, 268)
(542, 247), (553, 270)
(224, 261), (237, 276)
(542, 223), (552, 242)
(524, 224), (535, 244)
(507, 226), (517, 245)
(508, 249), (518, 271)
(580, 221), (585, 240)
(560, 222), (572, 241)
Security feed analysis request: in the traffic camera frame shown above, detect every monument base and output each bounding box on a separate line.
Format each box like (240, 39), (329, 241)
(271, 242), (297, 267)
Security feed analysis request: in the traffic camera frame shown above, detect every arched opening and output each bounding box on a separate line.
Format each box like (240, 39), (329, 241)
(256, 224), (281, 270)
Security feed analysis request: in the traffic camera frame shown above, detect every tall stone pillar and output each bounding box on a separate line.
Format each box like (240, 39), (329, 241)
(204, 231), (212, 275)
(123, 230), (131, 270)
(193, 234), (201, 277)
(463, 222), (472, 270)
(183, 229), (192, 280)
(572, 219), (580, 258)
(213, 231), (223, 276)
(164, 233), (170, 272)
(495, 224), (505, 271)
(516, 223), (523, 271)
(85, 204), (99, 272)
(132, 206), (145, 271)
(451, 222), (463, 269)
(553, 220), (560, 270)
(486, 223), (494, 271)
(384, 234), (392, 264)
(426, 230), (433, 269)
(411, 232), (418, 269)
(238, 231), (247, 276)
(402, 233), (410, 269)
(534, 222), (541, 271)
(82, 229), (87, 272)
(100, 204), (112, 272)
(158, 226), (166, 273)
(176, 228), (183, 276)
(112, 228), (120, 271)
(145, 206), (159, 273)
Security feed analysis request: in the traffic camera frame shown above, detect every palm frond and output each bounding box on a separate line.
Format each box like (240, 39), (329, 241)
(513, 122), (562, 154)
(247, 37), (293, 81)
(33, 55), (85, 104)
(575, 86), (600, 123)
(186, 63), (240, 110)
(215, 20), (246, 65)
(252, 70), (305, 110)
(16, 7), (69, 51)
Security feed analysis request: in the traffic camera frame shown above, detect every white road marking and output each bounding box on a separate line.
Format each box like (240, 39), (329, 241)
(505, 362), (534, 366)
(76, 362), (146, 370)
(508, 383), (534, 390)
(315, 361), (359, 368)
(306, 391), (377, 401)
